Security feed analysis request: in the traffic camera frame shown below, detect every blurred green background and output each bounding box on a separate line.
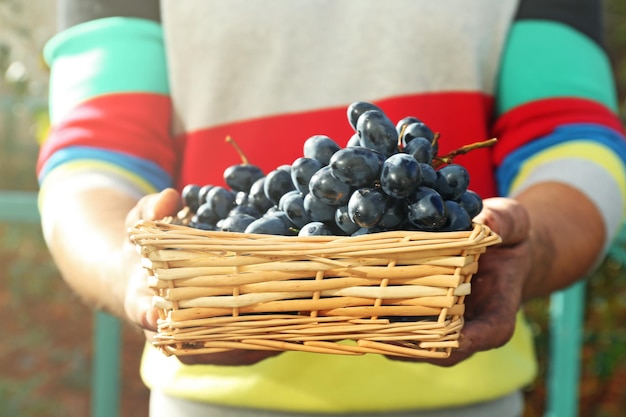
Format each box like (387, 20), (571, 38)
(2, 1), (626, 416)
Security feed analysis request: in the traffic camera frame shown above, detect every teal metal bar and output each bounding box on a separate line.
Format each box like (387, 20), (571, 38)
(544, 280), (586, 417)
(0, 190), (40, 222)
(92, 310), (122, 417)
(0, 191), (121, 417)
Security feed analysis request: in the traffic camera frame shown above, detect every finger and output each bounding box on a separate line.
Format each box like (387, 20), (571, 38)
(147, 188), (182, 220)
(474, 197), (530, 246)
(124, 268), (160, 331)
(138, 188), (181, 221)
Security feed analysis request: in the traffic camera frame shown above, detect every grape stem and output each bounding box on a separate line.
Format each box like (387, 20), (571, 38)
(432, 138), (498, 169)
(225, 135), (249, 165)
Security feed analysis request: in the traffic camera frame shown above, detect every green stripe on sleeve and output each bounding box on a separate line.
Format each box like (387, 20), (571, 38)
(496, 20), (619, 115)
(44, 17), (169, 123)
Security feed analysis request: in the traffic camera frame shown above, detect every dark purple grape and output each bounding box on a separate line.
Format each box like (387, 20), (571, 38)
(403, 136), (433, 164)
(189, 215), (218, 231)
(205, 186), (237, 220)
(248, 177), (274, 213)
(395, 116), (422, 135)
(419, 163), (437, 188)
(244, 211), (297, 236)
(347, 101), (383, 130)
(348, 187), (389, 228)
(458, 190), (483, 219)
(181, 184), (201, 212)
(279, 191), (312, 228)
(303, 135), (341, 166)
(264, 168), (296, 205)
(378, 199), (406, 229)
(380, 153), (422, 198)
(308, 166), (352, 206)
(198, 184), (215, 205)
(356, 110), (399, 157)
(220, 213), (257, 233)
(278, 190), (301, 211)
(223, 163), (264, 193)
(228, 204), (262, 218)
(401, 122), (435, 146)
(334, 205), (360, 235)
(291, 157), (322, 194)
(303, 193), (336, 222)
(298, 221), (335, 236)
(406, 187), (447, 231)
(195, 202), (221, 226)
(435, 164), (470, 200)
(442, 200), (472, 232)
(329, 147), (385, 187)
(346, 132), (361, 147)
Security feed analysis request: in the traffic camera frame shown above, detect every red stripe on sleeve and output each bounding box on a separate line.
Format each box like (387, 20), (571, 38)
(37, 93), (176, 176)
(491, 97), (625, 166)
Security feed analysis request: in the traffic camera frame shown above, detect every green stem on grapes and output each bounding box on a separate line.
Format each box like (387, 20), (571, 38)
(225, 135), (250, 165)
(432, 138), (498, 169)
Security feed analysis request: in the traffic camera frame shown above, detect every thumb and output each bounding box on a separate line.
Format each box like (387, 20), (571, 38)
(145, 187), (182, 220)
(473, 197), (530, 246)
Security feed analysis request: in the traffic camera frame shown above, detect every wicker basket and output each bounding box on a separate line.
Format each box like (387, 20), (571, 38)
(128, 220), (501, 359)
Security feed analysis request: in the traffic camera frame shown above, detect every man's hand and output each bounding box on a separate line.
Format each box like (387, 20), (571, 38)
(123, 188), (282, 366)
(386, 197), (532, 366)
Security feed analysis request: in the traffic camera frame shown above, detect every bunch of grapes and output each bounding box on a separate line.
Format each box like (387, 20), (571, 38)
(180, 101), (494, 236)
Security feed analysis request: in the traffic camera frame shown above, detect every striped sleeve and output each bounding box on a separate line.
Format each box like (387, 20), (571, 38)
(492, 0), (626, 252)
(37, 17), (175, 202)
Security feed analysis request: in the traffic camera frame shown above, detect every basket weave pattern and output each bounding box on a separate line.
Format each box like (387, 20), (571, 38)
(129, 221), (500, 359)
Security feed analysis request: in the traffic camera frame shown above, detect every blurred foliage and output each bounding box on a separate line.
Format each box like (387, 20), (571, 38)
(2, 1), (626, 416)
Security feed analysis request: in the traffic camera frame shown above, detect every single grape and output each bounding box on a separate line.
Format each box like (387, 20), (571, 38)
(291, 157), (322, 194)
(264, 168), (296, 205)
(395, 116), (422, 136)
(198, 184), (215, 205)
(419, 163), (437, 188)
(303, 193), (336, 222)
(189, 215), (218, 231)
(458, 190), (483, 219)
(401, 122), (435, 146)
(346, 132), (361, 147)
(298, 221), (335, 236)
(278, 190), (302, 211)
(348, 187), (389, 228)
(380, 153), (422, 198)
(378, 198), (406, 229)
(406, 187), (447, 231)
(435, 164), (470, 200)
(403, 136), (433, 164)
(329, 147), (385, 187)
(244, 211), (297, 236)
(246, 177), (273, 213)
(279, 191), (312, 228)
(441, 200), (472, 232)
(334, 205), (360, 235)
(308, 165), (352, 206)
(205, 186), (237, 220)
(347, 101), (383, 130)
(220, 213), (257, 233)
(223, 163), (264, 193)
(303, 135), (341, 166)
(195, 201), (221, 226)
(181, 184), (202, 212)
(356, 110), (399, 157)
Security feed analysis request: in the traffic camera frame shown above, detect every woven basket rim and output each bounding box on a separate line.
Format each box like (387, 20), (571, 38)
(129, 220), (501, 250)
